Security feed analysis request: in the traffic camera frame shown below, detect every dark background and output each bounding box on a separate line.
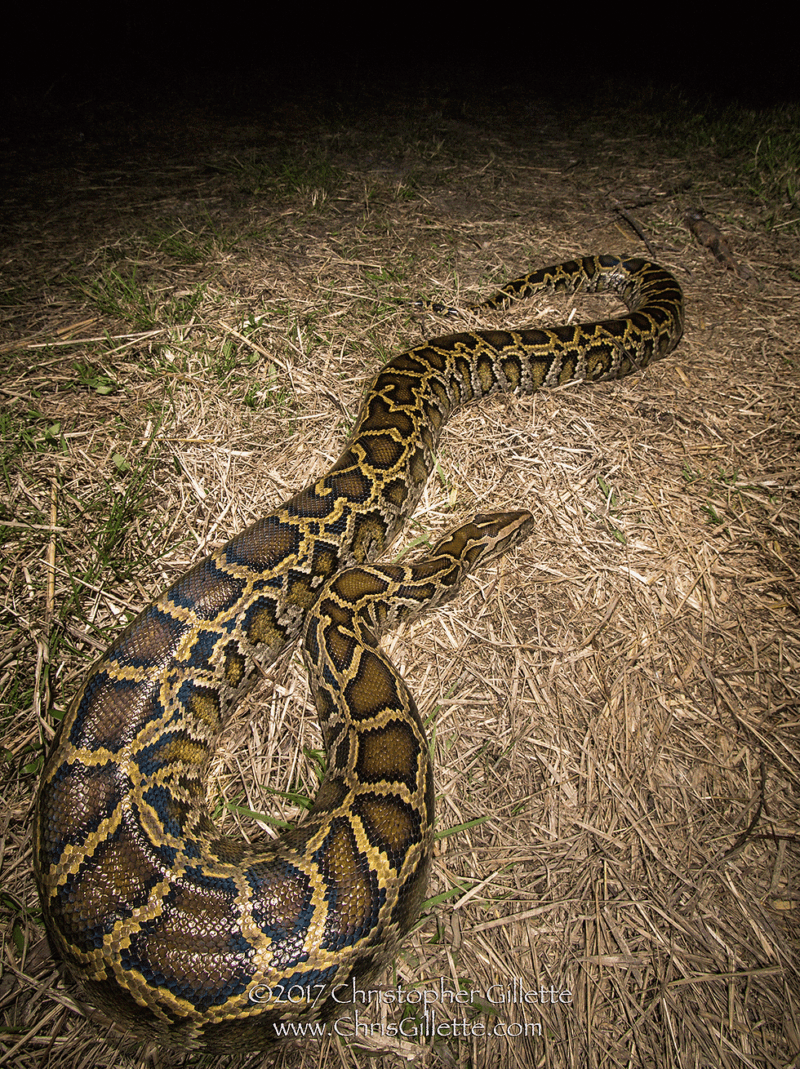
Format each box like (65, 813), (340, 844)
(3, 15), (798, 116)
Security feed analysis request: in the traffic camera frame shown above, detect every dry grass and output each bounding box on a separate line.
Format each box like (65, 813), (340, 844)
(1, 80), (798, 1069)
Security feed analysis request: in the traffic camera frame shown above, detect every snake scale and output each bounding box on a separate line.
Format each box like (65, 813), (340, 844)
(34, 255), (684, 1052)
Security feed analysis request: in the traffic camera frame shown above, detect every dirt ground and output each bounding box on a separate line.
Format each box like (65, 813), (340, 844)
(1, 73), (798, 1068)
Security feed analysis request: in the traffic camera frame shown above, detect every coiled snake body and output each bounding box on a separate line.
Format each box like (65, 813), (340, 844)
(34, 255), (683, 1052)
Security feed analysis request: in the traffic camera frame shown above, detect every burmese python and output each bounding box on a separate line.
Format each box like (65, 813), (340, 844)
(34, 255), (684, 1052)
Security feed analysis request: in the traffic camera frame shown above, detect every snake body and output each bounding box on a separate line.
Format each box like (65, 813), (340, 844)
(34, 255), (683, 1052)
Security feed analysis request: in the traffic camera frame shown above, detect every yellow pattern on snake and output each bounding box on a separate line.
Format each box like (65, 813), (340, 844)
(34, 255), (683, 1052)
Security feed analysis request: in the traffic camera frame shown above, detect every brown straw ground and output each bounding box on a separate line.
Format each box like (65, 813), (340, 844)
(1, 80), (798, 1068)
